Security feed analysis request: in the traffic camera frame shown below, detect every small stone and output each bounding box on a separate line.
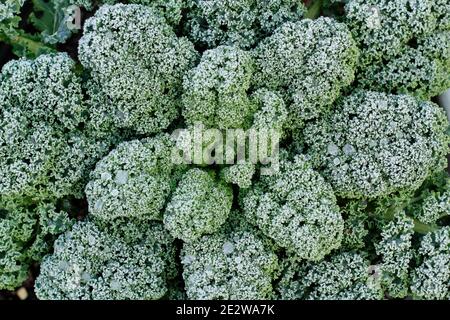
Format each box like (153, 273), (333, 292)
(16, 287), (28, 300)
(333, 158), (341, 166)
(111, 189), (119, 197)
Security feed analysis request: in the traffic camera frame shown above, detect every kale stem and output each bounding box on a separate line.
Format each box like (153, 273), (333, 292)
(305, 0), (323, 19)
(0, 31), (55, 57)
(413, 220), (438, 235)
(381, 203), (437, 234)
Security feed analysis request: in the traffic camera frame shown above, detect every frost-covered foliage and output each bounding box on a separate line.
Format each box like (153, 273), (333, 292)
(221, 162), (255, 189)
(1, 0), (450, 302)
(0, 201), (72, 290)
(250, 89), (288, 133)
(357, 32), (450, 100)
(86, 135), (179, 223)
(183, 0), (306, 49)
(375, 212), (414, 298)
(413, 184), (450, 226)
(277, 252), (384, 300)
(182, 45), (256, 129)
(183, 46), (287, 131)
(344, 0), (450, 99)
(242, 155), (344, 261)
(164, 168), (233, 243)
(35, 221), (176, 300)
(178, 86), (287, 172)
(70, 0), (185, 25)
(181, 229), (278, 299)
(252, 17), (359, 126)
(0, 0), (24, 25)
(79, 4), (197, 136)
(411, 227), (450, 300)
(344, 0), (449, 65)
(303, 90), (449, 199)
(340, 200), (370, 251)
(0, 53), (111, 202)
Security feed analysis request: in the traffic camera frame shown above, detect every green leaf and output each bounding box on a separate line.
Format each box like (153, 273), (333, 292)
(0, 0), (55, 57)
(0, 0), (25, 35)
(29, 0), (73, 44)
